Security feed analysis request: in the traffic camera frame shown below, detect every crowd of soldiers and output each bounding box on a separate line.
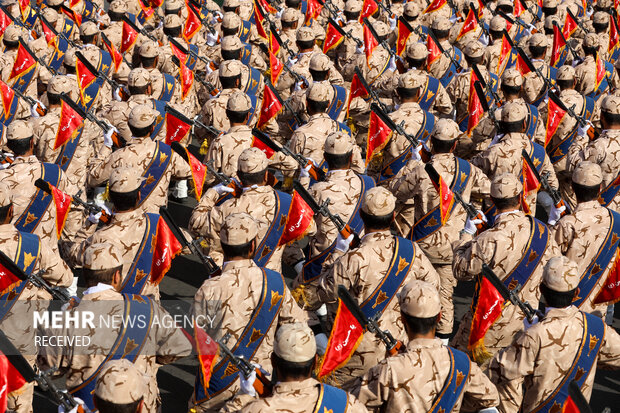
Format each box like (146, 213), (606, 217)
(0, 0), (619, 411)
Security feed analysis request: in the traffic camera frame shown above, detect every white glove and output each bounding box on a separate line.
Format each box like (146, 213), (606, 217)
(239, 363), (269, 397)
(387, 56), (397, 72)
(294, 80), (304, 91)
(489, 133), (504, 147)
(30, 100), (46, 118)
(523, 314), (539, 331)
(287, 57), (298, 67)
(103, 126), (119, 148)
(299, 163), (313, 178)
(577, 122), (591, 137)
(57, 397), (86, 412)
(335, 233), (354, 252)
(88, 211), (102, 224)
(355, 43), (364, 54)
(293, 260), (305, 274)
(388, 16), (397, 31)
(463, 212), (486, 235)
(315, 333), (328, 355)
(480, 33), (489, 47)
(213, 183), (235, 196)
(206, 31), (219, 46)
(449, 14), (457, 23)
(113, 87), (124, 101)
(547, 204), (566, 225)
(411, 145), (423, 162)
(478, 408), (499, 413)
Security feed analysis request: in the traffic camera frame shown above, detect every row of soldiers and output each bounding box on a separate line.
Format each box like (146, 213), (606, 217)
(0, 0), (619, 411)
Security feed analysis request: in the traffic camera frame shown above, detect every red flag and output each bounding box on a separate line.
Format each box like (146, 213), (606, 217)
(8, 42), (37, 83)
(396, 19), (412, 56)
(545, 95), (567, 147)
(430, 173), (455, 225)
(120, 20), (139, 53)
(514, 0), (526, 17)
(278, 191), (314, 246)
(183, 3), (202, 41)
(137, 0), (154, 21)
(53, 100), (84, 150)
(269, 30), (281, 55)
(427, 32), (442, 70)
(305, 0), (322, 25)
(363, 24), (378, 63)
(150, 217), (183, 285)
(269, 50), (283, 85)
(51, 185), (72, 239)
(62, 6), (82, 26)
(181, 323), (219, 392)
(252, 135), (276, 158)
(0, 353), (27, 412)
(496, 34), (513, 75)
(563, 397), (580, 413)
(184, 147), (207, 201)
(562, 11), (578, 39)
(366, 111), (392, 165)
(593, 249), (620, 305)
(516, 51), (531, 75)
(318, 299), (364, 378)
(522, 155), (541, 197)
(103, 37), (123, 72)
(0, 257), (22, 292)
(254, 3), (268, 39)
(18, 0), (28, 17)
(0, 7), (11, 38)
(179, 61), (194, 100)
(256, 0), (277, 14)
(424, 0), (446, 13)
(595, 54), (606, 89)
(257, 84), (282, 129)
(467, 78), (483, 136)
(347, 72), (369, 116)
(360, 0), (378, 21)
(323, 21), (345, 54)
(0, 79), (15, 122)
(170, 41), (188, 62)
(609, 14), (619, 54)
(457, 7), (478, 41)
(165, 111), (192, 146)
(550, 23), (566, 67)
(40, 18), (57, 45)
(468, 275), (505, 363)
(76, 56), (98, 106)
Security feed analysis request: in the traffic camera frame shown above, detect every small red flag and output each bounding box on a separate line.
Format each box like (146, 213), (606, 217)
(61, 6), (82, 26)
(424, 0), (447, 13)
(0, 257), (22, 292)
(467, 78), (483, 136)
(257, 84), (282, 129)
(278, 191), (314, 246)
(120, 20), (139, 53)
(563, 396), (580, 413)
(0, 352), (27, 412)
(363, 23), (378, 63)
(40, 18), (57, 45)
(8, 42), (37, 83)
(165, 111), (192, 145)
(522, 155), (541, 197)
(427, 32), (442, 70)
(170, 41), (188, 62)
(305, 0), (322, 25)
(181, 323), (219, 391)
(269, 30), (281, 55)
(516, 51), (531, 75)
(593, 249), (620, 305)
(595, 54), (606, 89)
(18, 0), (28, 16)
(469, 275), (505, 363)
(187, 150), (207, 201)
(396, 19), (412, 56)
(609, 14), (619, 54)
(323, 21), (345, 54)
(179, 60), (194, 100)
(51, 185), (72, 239)
(562, 11), (578, 39)
(457, 7), (478, 41)
(150, 216), (183, 285)
(76, 57), (98, 106)
(347, 72), (369, 116)
(366, 111), (392, 165)
(545, 95), (567, 147)
(496, 34), (512, 75)
(252, 135), (276, 158)
(137, 0), (154, 21)
(550, 23), (566, 67)
(53, 100), (84, 150)
(183, 3), (202, 42)
(0, 7), (11, 38)
(257, 0), (277, 14)
(269, 50), (283, 85)
(318, 299), (364, 378)
(514, 0), (526, 17)
(0, 79), (15, 122)
(360, 0), (378, 21)
(429, 172), (455, 225)
(254, 3), (268, 39)
(103, 37), (123, 72)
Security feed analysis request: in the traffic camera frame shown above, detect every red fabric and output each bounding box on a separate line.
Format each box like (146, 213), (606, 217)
(40, 18), (57, 45)
(76, 57), (97, 105)
(269, 30), (281, 55)
(593, 249), (620, 305)
(0, 7), (11, 38)
(269, 50), (283, 85)
(278, 191), (315, 246)
(396, 19), (412, 56)
(360, 0), (378, 21)
(257, 84), (282, 129)
(363, 23), (378, 63)
(522, 156), (541, 196)
(424, 0), (446, 13)
(51, 185), (72, 239)
(468, 277), (505, 350)
(496, 34), (512, 75)
(252, 136), (276, 158)
(595, 55), (606, 88)
(545, 96), (566, 147)
(8, 43), (37, 82)
(195, 324), (218, 390)
(610, 14), (619, 54)
(254, 4), (268, 39)
(516, 52), (531, 75)
(426, 32), (442, 70)
(323, 21), (344, 54)
(347, 72), (368, 116)
(457, 8), (478, 41)
(53, 100), (84, 150)
(551, 23), (566, 67)
(0, 79), (15, 122)
(562, 11), (578, 39)
(150, 217), (183, 285)
(165, 111), (192, 145)
(0, 259), (22, 292)
(120, 21), (139, 53)
(466, 72), (483, 136)
(514, 0), (526, 16)
(187, 148), (207, 201)
(179, 61), (194, 100)
(562, 396), (579, 413)
(305, 0), (322, 25)
(103, 38), (123, 72)
(366, 111), (392, 165)
(183, 4), (202, 41)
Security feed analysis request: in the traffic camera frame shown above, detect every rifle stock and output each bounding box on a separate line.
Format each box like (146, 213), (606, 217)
(217, 334), (272, 396)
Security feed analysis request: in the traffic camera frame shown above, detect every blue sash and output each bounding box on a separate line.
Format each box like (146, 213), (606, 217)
(14, 163), (61, 233)
(314, 384), (349, 413)
(0, 232), (41, 323)
(21, 6), (37, 28)
(411, 158), (472, 242)
(71, 294), (154, 410)
(552, 47), (569, 69)
(47, 36), (69, 72)
(548, 96), (595, 165)
(378, 111), (435, 183)
(10, 56), (37, 94)
(573, 209), (620, 308)
(532, 312), (604, 413)
(239, 20), (252, 43)
(308, 158), (329, 186)
(525, 103), (540, 139)
(1, 87), (19, 126)
(531, 66), (558, 107)
(300, 174), (375, 283)
(186, 44), (200, 72)
(194, 268), (284, 402)
(611, 45), (620, 64)
(80, 0), (97, 19)
(244, 67), (261, 97)
(587, 60), (614, 102)
(55, 124), (85, 172)
(417, 75), (441, 112)
(138, 142), (172, 207)
(439, 47), (463, 87)
(240, 43), (252, 66)
(150, 99), (167, 139)
(429, 347), (471, 413)
(120, 213), (159, 295)
(253, 190), (292, 267)
(247, 94), (259, 126)
(326, 85), (346, 122)
(61, 18), (77, 41)
(158, 73), (177, 102)
(599, 173), (620, 207)
(359, 237), (415, 320)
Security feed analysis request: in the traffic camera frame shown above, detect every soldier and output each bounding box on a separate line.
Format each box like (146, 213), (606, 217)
(277, 27), (320, 93)
(574, 33), (618, 100)
(488, 256), (620, 413)
(452, 173), (561, 364)
(484, 16), (508, 75)
(343, 21), (394, 88)
(522, 34), (554, 106)
(279, 8), (302, 59)
(0, 26), (39, 101)
(427, 16), (464, 87)
(333, 0), (363, 72)
(221, 35), (267, 72)
(390, 118), (491, 342)
(136, 40), (184, 106)
(93, 360), (149, 413)
(189, 213), (308, 412)
(88, 104), (191, 214)
(306, 187), (440, 385)
(350, 280), (500, 412)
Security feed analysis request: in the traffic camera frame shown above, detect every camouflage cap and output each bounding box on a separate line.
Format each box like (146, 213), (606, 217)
(95, 360), (148, 404)
(226, 91), (252, 112)
(3, 25), (22, 42)
(501, 68), (523, 87)
(373, 21), (389, 37)
(164, 14), (182, 28)
(64, 48), (77, 66)
(41, 7), (59, 23)
(583, 33), (599, 49)
(542, 0), (558, 7)
(296, 27), (315, 41)
(139, 40), (159, 58)
(128, 104), (157, 129)
(128, 68), (151, 87)
(362, 187), (396, 216)
(324, 131), (354, 155)
(0, 182), (11, 207)
(490, 15), (506, 31)
(219, 60), (243, 77)
(528, 33), (548, 48)
(601, 95), (620, 115)
(399, 280), (441, 317)
(431, 16), (451, 31)
(109, 0), (128, 13)
(398, 70), (425, 89)
(497, 0), (512, 6)
(221, 35), (243, 52)
(274, 323), (316, 362)
(222, 11), (241, 29)
(431, 118), (460, 141)
(109, 166), (145, 192)
(543, 256), (580, 292)
(556, 65), (575, 81)
(463, 40), (484, 58)
(282, 7), (301, 21)
(309, 53), (330, 71)
(404, 1), (421, 17)
(223, 0), (241, 8)
(238, 147), (268, 173)
(406, 42), (429, 59)
(80, 21), (98, 37)
(0, 0), (16, 6)
(501, 100), (527, 122)
(7, 120), (33, 141)
(490, 172), (522, 198)
(543, 15), (560, 30)
(48, 76), (74, 95)
(344, 0), (362, 12)
(593, 11), (609, 24)
(46, 0), (63, 6)
(572, 161), (603, 186)
(220, 212), (258, 245)
(165, 0), (184, 11)
(83, 242), (123, 270)
(307, 81), (331, 102)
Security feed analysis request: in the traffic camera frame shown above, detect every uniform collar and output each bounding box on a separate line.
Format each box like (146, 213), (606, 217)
(406, 337), (444, 350)
(222, 258), (257, 272)
(273, 377), (316, 392)
(494, 209), (522, 224)
(227, 124), (251, 133)
(326, 168), (355, 179)
(11, 155), (38, 164)
(83, 282), (114, 296)
(575, 200), (604, 212)
(544, 305), (579, 319)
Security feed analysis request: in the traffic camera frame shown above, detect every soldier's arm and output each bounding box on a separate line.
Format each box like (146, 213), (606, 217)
(565, 133), (591, 172)
(152, 302), (193, 365)
(312, 252), (357, 310)
(188, 187), (221, 236)
(412, 243), (440, 290)
(597, 324), (620, 369)
(348, 360), (393, 410)
(38, 240), (74, 288)
(452, 236), (490, 281)
(277, 286), (310, 326)
(170, 151), (192, 179)
(469, 163), (491, 200)
(434, 83), (454, 117)
(350, 144), (365, 174)
(550, 217), (575, 255)
(87, 151), (114, 188)
(460, 361), (500, 412)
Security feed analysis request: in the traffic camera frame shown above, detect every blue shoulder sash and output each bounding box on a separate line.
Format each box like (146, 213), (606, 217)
(150, 99), (166, 139)
(326, 85), (347, 121)
(314, 384), (349, 413)
(429, 347), (471, 413)
(120, 213), (160, 295)
(253, 190), (292, 267)
(55, 123), (85, 172)
(15, 163), (61, 233)
(417, 75), (441, 112)
(587, 60), (614, 102)
(239, 20), (252, 43)
(244, 67), (262, 97)
(137, 142), (172, 207)
(47, 36), (69, 72)
(439, 47), (463, 87)
(525, 103), (540, 139)
(158, 73), (177, 102)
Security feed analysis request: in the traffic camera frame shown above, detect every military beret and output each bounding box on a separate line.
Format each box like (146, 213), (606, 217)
(238, 147), (268, 173)
(222, 12), (241, 29)
(544, 15), (560, 30)
(406, 42), (429, 59)
(309, 53), (331, 71)
(403, 1), (421, 17)
(542, 0), (558, 7)
(543, 256), (580, 292)
(7, 120), (33, 141)
(362, 187), (395, 216)
(0, 182), (11, 207)
(80, 21), (98, 37)
(572, 161), (603, 186)
(95, 360), (148, 404)
(83, 242), (123, 271)
(219, 60), (243, 77)
(528, 33), (549, 48)
(373, 21), (389, 37)
(398, 70), (424, 89)
(41, 7), (58, 23)
(490, 15), (507, 31)
(593, 11), (609, 24)
(502, 68), (523, 87)
(128, 104), (157, 129)
(601, 95), (620, 115)
(501, 100), (527, 122)
(164, 0), (184, 11)
(223, 0), (241, 8)
(274, 323), (316, 362)
(463, 40), (484, 58)
(490, 172), (522, 198)
(128, 68), (151, 87)
(324, 131), (354, 155)
(583, 33), (599, 49)
(399, 280), (441, 317)
(296, 27), (315, 41)
(109, 0), (128, 13)
(48, 76), (74, 95)
(164, 14), (182, 28)
(431, 16), (451, 31)
(109, 166), (145, 192)
(307, 81), (331, 102)
(221, 35), (243, 51)
(226, 91), (252, 112)
(64, 48), (77, 66)
(220, 213), (258, 245)
(282, 7), (301, 22)
(344, 0), (362, 12)
(139, 40), (159, 58)
(556, 65), (575, 81)
(431, 118), (460, 141)
(3, 25), (22, 42)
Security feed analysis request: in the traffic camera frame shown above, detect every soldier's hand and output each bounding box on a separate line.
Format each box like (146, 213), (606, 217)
(103, 126), (119, 148)
(547, 204), (566, 226)
(335, 233), (355, 252)
(213, 183), (235, 196)
(463, 216), (484, 235)
(57, 397), (87, 413)
(30, 100), (46, 118)
(206, 31), (219, 46)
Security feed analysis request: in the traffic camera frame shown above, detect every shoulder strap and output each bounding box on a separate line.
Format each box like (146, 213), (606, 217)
(313, 384), (349, 413)
(15, 163), (61, 233)
(428, 347), (471, 413)
(120, 213), (160, 294)
(138, 142), (172, 207)
(253, 190), (292, 267)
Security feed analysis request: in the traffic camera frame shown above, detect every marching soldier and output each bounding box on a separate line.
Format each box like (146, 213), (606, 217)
(343, 21), (394, 89)
(0, 26), (40, 101)
(136, 40), (185, 106)
(522, 34), (554, 106)
(333, 0), (363, 73)
(426, 16), (464, 87)
(279, 8), (302, 59)
(484, 16), (508, 74)
(488, 256), (620, 413)
(574, 34), (618, 100)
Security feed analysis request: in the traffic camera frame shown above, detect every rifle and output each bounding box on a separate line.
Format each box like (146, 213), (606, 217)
(36, 10), (78, 48)
(168, 36), (216, 71)
(427, 28), (464, 74)
(0, 151), (13, 165)
(503, 30), (557, 95)
(327, 17), (363, 47)
(75, 51), (125, 96)
(548, 90), (598, 141)
(194, 72), (221, 98)
(354, 67), (390, 113)
(370, 102), (431, 162)
(252, 128), (326, 181)
(567, 8), (590, 38)
(471, 63), (501, 106)
(101, 32), (133, 69)
(318, 0), (340, 20)
(468, 3), (490, 39)
(58, 92), (125, 148)
(1, 5), (38, 38)
(337, 285), (404, 356)
(399, 15), (426, 42)
(266, 83), (305, 129)
(35, 178), (112, 225)
(18, 38), (56, 76)
(187, 0), (217, 35)
(481, 263), (541, 322)
(217, 333), (272, 396)
(496, 9), (529, 31)
(0, 330), (84, 411)
(10, 83), (46, 116)
(424, 164), (487, 232)
(473, 81), (500, 130)
(521, 149), (570, 216)
(568, 380), (594, 413)
(363, 17), (398, 61)
(292, 180), (360, 248)
(0, 249), (71, 302)
(551, 21), (579, 61)
(159, 206), (221, 277)
(268, 21), (296, 59)
(122, 14), (159, 43)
